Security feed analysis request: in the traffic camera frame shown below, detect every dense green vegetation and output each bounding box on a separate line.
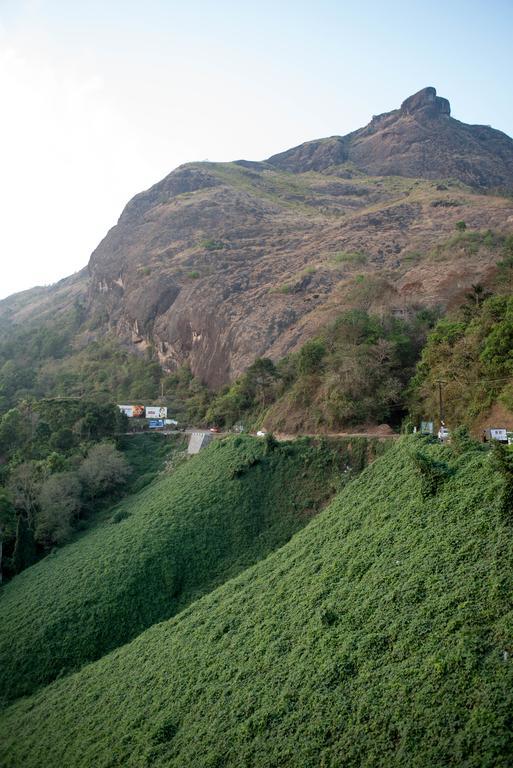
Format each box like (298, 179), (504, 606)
(0, 398), (134, 578)
(0, 316), (162, 409)
(0, 312), (176, 579)
(410, 288), (513, 427)
(0, 434), (359, 705)
(0, 397), (187, 581)
(117, 432), (188, 494)
(206, 309), (437, 431)
(1, 436), (512, 766)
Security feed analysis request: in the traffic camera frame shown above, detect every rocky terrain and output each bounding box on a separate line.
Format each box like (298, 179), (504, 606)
(2, 87), (513, 388)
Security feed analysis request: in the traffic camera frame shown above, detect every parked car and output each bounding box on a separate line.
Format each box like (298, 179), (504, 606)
(209, 426), (221, 433)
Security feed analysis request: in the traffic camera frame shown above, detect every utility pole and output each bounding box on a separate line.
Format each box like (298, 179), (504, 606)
(437, 380), (446, 425)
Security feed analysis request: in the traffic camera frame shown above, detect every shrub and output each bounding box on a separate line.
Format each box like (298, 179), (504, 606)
(412, 450), (452, 498)
(201, 239), (226, 251)
(450, 426), (481, 456)
(271, 284), (293, 294)
(490, 442), (513, 517)
(331, 251), (367, 265)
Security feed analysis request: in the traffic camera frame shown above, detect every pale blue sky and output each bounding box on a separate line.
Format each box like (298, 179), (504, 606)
(1, 0), (512, 298)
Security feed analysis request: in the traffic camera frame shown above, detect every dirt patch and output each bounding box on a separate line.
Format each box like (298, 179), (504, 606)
(472, 402), (513, 438)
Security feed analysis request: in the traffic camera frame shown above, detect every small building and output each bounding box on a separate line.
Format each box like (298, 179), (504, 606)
(187, 431), (214, 455)
(484, 428), (508, 444)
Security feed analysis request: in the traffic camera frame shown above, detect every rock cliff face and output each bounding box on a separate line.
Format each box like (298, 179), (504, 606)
(268, 87), (513, 189)
(3, 88), (513, 388)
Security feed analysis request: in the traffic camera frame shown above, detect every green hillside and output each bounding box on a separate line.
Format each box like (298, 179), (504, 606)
(409, 291), (513, 429)
(2, 436), (512, 767)
(0, 435), (351, 706)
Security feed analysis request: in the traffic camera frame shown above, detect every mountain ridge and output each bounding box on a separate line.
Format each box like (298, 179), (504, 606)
(266, 87), (513, 187)
(2, 87), (513, 389)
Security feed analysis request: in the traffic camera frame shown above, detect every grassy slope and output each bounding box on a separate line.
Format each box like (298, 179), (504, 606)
(2, 437), (512, 767)
(0, 435), (347, 706)
(118, 433), (187, 493)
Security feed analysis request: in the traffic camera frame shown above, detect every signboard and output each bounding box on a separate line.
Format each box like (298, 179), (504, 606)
(148, 419), (165, 429)
(489, 428), (508, 443)
(145, 406), (167, 419)
(165, 419), (178, 426)
(420, 421), (434, 435)
(118, 404), (145, 418)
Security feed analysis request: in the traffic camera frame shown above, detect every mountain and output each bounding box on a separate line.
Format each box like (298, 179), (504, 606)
(2, 436), (512, 767)
(268, 86), (513, 187)
(2, 87), (513, 389)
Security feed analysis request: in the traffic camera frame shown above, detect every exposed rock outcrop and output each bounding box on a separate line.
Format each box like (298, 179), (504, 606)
(268, 87), (513, 189)
(400, 86), (451, 118)
(2, 88), (513, 388)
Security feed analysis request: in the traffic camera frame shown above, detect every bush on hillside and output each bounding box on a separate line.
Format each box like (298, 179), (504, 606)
(412, 449), (452, 498)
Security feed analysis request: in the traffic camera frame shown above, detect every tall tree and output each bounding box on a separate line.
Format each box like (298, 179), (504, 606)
(0, 489), (16, 583)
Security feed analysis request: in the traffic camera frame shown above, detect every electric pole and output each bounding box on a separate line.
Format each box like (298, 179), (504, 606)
(437, 380), (446, 425)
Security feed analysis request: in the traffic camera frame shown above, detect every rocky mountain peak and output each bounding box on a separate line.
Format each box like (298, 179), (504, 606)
(400, 86), (451, 118)
(2, 88), (513, 392)
(267, 87), (512, 186)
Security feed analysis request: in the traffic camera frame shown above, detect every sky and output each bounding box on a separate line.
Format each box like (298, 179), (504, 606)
(0, 0), (512, 299)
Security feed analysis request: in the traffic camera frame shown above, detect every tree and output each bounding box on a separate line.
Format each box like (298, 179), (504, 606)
(49, 427), (75, 452)
(298, 340), (326, 376)
(455, 220), (467, 232)
(12, 513), (36, 574)
(0, 408), (30, 455)
(8, 462), (45, 529)
(36, 472), (82, 547)
(460, 283), (492, 321)
(496, 239), (513, 292)
(78, 443), (131, 499)
(0, 488), (16, 583)
(243, 358), (278, 408)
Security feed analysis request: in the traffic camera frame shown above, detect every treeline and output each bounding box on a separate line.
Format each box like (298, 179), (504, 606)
(0, 312), (162, 410)
(407, 238), (513, 425)
(409, 291), (513, 427)
(203, 309), (438, 432)
(0, 399), (130, 582)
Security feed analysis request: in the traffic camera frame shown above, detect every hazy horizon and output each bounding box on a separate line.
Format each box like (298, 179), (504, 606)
(1, 0), (512, 300)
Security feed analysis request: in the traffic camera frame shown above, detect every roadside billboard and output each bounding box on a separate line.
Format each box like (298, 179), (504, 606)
(148, 419), (165, 429)
(146, 406), (167, 419)
(118, 405), (145, 418)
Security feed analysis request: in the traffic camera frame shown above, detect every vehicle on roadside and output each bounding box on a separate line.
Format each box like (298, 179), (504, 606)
(438, 426), (450, 442)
